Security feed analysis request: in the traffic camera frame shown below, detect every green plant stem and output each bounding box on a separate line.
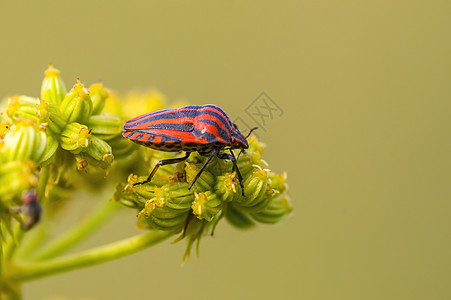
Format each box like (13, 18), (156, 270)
(15, 218), (49, 259)
(3, 224), (24, 261)
(30, 200), (120, 261)
(1, 227), (23, 300)
(37, 165), (50, 205)
(0, 224), (3, 278)
(6, 230), (172, 282)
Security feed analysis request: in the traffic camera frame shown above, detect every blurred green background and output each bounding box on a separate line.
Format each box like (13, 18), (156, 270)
(1, 0), (450, 299)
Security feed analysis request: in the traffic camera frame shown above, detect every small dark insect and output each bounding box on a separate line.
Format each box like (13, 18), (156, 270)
(9, 190), (42, 230)
(122, 104), (256, 196)
(22, 190), (42, 230)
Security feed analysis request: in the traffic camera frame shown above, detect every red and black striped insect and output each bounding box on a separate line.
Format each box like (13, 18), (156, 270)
(122, 104), (256, 196)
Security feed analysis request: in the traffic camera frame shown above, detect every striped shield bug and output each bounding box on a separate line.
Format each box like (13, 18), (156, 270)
(122, 104), (257, 196)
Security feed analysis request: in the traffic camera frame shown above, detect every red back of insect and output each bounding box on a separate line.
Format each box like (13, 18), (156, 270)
(123, 104), (249, 152)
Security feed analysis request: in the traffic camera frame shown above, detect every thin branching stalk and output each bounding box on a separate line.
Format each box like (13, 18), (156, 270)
(30, 200), (120, 261)
(6, 230), (172, 282)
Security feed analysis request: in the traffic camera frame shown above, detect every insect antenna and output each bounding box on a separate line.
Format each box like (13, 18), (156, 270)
(244, 127), (258, 140)
(237, 127), (258, 159)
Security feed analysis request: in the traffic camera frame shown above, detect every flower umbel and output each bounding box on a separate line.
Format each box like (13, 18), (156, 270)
(0, 66), (291, 298)
(115, 136), (292, 258)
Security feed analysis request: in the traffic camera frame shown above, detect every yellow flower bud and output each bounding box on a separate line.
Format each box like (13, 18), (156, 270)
(60, 122), (91, 154)
(215, 172), (239, 202)
(6, 95), (38, 122)
(235, 168), (272, 213)
(1, 120), (47, 162)
(192, 191), (222, 221)
(137, 183), (194, 232)
(85, 135), (114, 169)
(37, 99), (67, 135)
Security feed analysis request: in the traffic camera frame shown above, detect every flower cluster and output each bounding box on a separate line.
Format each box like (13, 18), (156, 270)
(115, 137), (292, 258)
(0, 65), (291, 257)
(0, 65), (127, 233)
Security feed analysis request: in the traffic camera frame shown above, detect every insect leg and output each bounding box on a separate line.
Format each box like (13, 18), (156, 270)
(188, 149), (218, 190)
(133, 152), (192, 186)
(217, 150), (245, 197)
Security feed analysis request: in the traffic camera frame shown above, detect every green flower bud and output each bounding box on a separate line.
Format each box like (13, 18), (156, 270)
(157, 183), (194, 211)
(114, 182), (150, 212)
(85, 135), (114, 169)
(126, 174), (156, 200)
(251, 194), (292, 224)
(6, 95), (38, 122)
(60, 80), (92, 124)
(114, 182), (143, 209)
(60, 122), (91, 154)
(107, 135), (141, 163)
(215, 172), (239, 202)
(87, 114), (122, 141)
(192, 191), (222, 221)
(225, 202), (256, 230)
(236, 151), (264, 179)
(235, 168), (272, 213)
(138, 207), (188, 232)
(37, 99), (67, 135)
(1, 120), (47, 162)
(40, 65), (67, 106)
(137, 183), (194, 232)
(89, 83), (108, 115)
(185, 161), (216, 192)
